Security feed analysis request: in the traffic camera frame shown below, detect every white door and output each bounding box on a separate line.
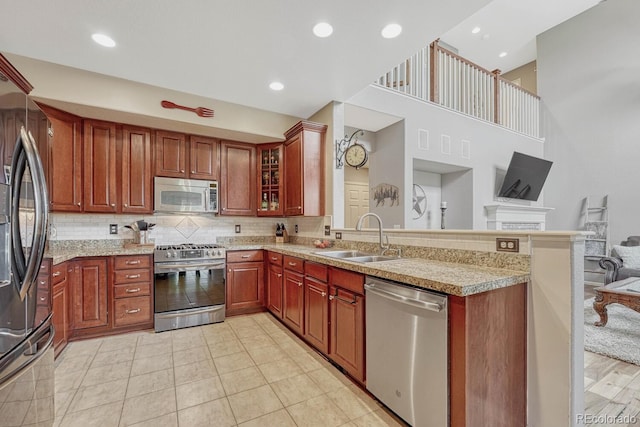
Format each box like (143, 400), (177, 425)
(344, 182), (370, 228)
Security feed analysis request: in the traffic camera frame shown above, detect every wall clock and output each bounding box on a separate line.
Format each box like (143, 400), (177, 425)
(344, 143), (368, 169)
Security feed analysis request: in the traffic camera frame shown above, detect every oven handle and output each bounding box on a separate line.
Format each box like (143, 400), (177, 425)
(155, 261), (226, 270)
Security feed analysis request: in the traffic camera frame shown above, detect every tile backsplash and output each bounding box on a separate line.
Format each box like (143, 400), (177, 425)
(48, 213), (328, 245)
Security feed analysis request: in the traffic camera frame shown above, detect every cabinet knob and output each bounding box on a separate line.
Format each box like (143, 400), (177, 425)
(277, 273), (282, 278)
(124, 204), (128, 207)
(77, 202), (81, 206)
(191, 170), (195, 173)
(321, 292), (326, 297)
(40, 296), (46, 301)
(111, 203), (116, 207)
(180, 169), (185, 173)
(228, 269), (231, 273)
(39, 280), (46, 285)
(288, 262), (297, 267)
(298, 281), (303, 287)
(271, 257), (278, 261)
(329, 295), (334, 301)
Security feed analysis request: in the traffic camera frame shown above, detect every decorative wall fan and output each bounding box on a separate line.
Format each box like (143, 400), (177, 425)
(412, 184), (427, 219)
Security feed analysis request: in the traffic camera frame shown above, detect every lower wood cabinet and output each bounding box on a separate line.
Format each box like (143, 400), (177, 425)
(71, 258), (108, 330)
(282, 256), (304, 336)
(328, 267), (365, 384)
(226, 250), (264, 316)
(304, 262), (329, 354)
(52, 262), (70, 357)
(266, 252), (284, 317)
(67, 254), (154, 341)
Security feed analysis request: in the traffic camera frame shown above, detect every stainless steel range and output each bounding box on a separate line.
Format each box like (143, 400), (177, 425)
(154, 243), (226, 332)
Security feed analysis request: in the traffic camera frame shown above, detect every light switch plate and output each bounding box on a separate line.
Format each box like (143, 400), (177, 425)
(109, 224), (118, 234)
(324, 225), (331, 236)
(235, 225), (241, 233)
(335, 232), (342, 240)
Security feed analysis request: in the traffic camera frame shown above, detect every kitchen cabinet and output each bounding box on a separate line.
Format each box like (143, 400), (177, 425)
(282, 255), (304, 336)
(304, 262), (329, 354)
(154, 130), (187, 178)
(121, 125), (153, 214)
(257, 143), (283, 216)
(266, 251), (284, 317)
(220, 140), (256, 216)
(112, 255), (153, 328)
(226, 250), (264, 316)
(39, 105), (83, 212)
(189, 135), (219, 180)
(52, 262), (70, 357)
(83, 119), (117, 213)
(328, 267), (365, 384)
(155, 131), (219, 180)
(283, 120), (327, 216)
(71, 258), (109, 330)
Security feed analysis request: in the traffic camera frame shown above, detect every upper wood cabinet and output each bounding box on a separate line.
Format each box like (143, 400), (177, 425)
(257, 143), (283, 216)
(220, 140), (256, 216)
(83, 120), (118, 213)
(189, 135), (219, 180)
(283, 120), (327, 216)
(155, 131), (219, 180)
(155, 130), (187, 178)
(40, 105), (83, 212)
(121, 125), (153, 214)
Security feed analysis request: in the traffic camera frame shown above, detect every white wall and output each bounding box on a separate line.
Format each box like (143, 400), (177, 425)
(346, 85), (545, 229)
(537, 0), (640, 246)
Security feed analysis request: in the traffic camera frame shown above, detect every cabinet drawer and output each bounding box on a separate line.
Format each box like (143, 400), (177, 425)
(114, 296), (152, 327)
(227, 250), (264, 263)
(114, 255), (152, 270)
(283, 255), (304, 273)
(51, 263), (67, 285)
(267, 251), (283, 266)
(329, 267), (364, 295)
(114, 268), (152, 285)
(305, 261), (327, 282)
(114, 283), (151, 299)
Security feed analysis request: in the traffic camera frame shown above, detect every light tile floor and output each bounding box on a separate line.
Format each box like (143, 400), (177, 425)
(53, 313), (405, 427)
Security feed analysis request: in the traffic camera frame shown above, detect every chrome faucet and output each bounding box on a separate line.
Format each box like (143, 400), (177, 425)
(355, 213), (390, 254)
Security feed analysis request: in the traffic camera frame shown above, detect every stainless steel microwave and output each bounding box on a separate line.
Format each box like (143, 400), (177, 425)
(154, 177), (218, 213)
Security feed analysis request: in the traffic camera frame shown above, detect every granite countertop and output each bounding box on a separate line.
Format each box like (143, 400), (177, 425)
(46, 241), (529, 297)
(228, 244), (530, 297)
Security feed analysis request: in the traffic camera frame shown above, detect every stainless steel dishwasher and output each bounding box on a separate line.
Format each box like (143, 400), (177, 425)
(365, 276), (448, 427)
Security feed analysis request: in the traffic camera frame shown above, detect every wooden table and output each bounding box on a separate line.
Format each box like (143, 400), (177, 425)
(593, 277), (640, 326)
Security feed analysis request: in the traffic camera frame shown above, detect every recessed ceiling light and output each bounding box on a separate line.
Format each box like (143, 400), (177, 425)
(499, 52), (508, 58)
(313, 22), (333, 38)
(471, 26), (481, 34)
(381, 23), (402, 39)
(269, 81), (284, 91)
(91, 33), (116, 47)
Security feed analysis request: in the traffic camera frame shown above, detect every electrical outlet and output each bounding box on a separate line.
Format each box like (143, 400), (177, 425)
(324, 225), (331, 236)
(496, 238), (519, 252)
(235, 224), (241, 233)
(109, 224), (118, 235)
(294, 224), (298, 233)
(335, 232), (342, 240)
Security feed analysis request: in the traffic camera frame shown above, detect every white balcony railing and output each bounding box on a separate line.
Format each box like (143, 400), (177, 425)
(376, 40), (541, 139)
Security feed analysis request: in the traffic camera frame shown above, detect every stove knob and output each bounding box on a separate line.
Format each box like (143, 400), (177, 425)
(217, 250), (222, 256)
(206, 250), (211, 256)
(166, 252), (173, 259)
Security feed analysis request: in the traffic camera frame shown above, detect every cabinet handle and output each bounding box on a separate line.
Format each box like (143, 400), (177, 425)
(329, 294), (356, 305)
(40, 296), (46, 301)
(126, 288), (141, 293)
(125, 274), (141, 279)
(241, 255), (250, 258)
(288, 262), (297, 267)
(271, 257), (278, 261)
(125, 260), (141, 265)
(52, 271), (61, 277)
(39, 280), (46, 285)
(125, 308), (141, 314)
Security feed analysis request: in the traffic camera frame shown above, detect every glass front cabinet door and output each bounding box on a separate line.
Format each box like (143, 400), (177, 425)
(257, 143), (283, 216)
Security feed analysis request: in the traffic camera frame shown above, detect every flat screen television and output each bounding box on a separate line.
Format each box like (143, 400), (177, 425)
(498, 152), (553, 201)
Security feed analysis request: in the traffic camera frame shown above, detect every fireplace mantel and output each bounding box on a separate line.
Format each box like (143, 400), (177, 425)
(485, 204), (554, 231)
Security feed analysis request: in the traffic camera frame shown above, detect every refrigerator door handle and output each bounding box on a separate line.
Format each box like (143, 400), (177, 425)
(0, 316), (54, 386)
(10, 127), (48, 300)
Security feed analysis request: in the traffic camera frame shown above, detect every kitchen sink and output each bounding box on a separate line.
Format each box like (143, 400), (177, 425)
(312, 250), (371, 259)
(346, 255), (400, 263)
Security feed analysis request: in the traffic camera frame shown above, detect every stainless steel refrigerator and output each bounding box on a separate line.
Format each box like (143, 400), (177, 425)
(0, 61), (54, 426)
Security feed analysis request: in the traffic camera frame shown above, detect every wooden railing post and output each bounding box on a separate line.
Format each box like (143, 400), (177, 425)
(430, 39), (439, 104)
(492, 69), (501, 125)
